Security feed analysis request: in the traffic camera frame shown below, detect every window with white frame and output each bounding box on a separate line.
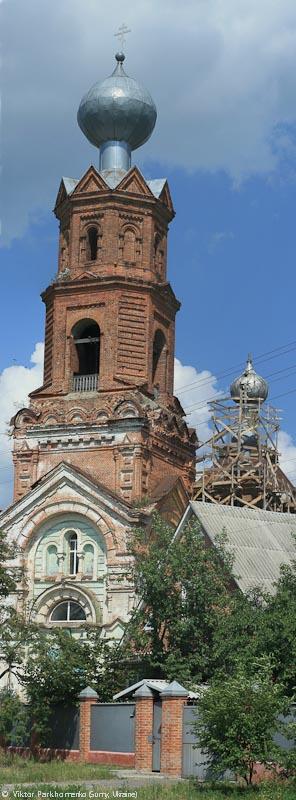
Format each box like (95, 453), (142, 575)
(50, 600), (86, 622)
(66, 531), (79, 576)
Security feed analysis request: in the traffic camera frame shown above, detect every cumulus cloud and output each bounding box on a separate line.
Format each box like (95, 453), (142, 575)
(278, 430), (296, 485)
(174, 357), (220, 449)
(2, 0), (296, 243)
(0, 343), (44, 509)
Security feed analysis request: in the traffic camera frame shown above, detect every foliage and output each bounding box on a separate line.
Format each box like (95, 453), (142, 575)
(212, 558), (296, 696)
(0, 688), (29, 746)
(258, 562), (296, 696)
(277, 715), (296, 778)
(193, 657), (290, 785)
(23, 627), (108, 742)
(0, 528), (23, 600)
(124, 514), (235, 685)
(0, 608), (40, 686)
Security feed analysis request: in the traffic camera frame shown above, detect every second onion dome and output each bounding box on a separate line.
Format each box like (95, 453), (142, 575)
(230, 355), (268, 404)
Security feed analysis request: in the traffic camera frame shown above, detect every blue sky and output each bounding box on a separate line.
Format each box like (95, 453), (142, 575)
(1, 0), (296, 505)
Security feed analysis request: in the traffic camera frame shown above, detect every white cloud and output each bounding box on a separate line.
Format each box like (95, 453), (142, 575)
(278, 430), (296, 485)
(3, 0), (296, 242)
(0, 343), (44, 509)
(174, 357), (220, 448)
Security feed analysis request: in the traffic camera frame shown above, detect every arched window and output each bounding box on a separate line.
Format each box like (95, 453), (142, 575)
(152, 329), (167, 387)
(83, 544), (94, 577)
(87, 227), (98, 261)
(72, 319), (100, 389)
(65, 531), (79, 576)
(46, 544), (58, 577)
(123, 229), (136, 262)
(50, 601), (86, 622)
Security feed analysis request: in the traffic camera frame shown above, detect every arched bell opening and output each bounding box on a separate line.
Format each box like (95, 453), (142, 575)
(87, 226), (99, 261)
(71, 318), (100, 392)
(152, 329), (167, 392)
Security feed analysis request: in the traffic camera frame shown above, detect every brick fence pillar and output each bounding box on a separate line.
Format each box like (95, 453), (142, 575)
(160, 680), (188, 777)
(78, 686), (99, 762)
(134, 684), (154, 772)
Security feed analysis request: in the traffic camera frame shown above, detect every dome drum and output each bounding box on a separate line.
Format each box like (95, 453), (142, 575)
(99, 139), (131, 172)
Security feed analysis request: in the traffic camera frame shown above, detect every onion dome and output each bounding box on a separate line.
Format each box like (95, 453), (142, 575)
(77, 52), (157, 173)
(230, 355), (268, 404)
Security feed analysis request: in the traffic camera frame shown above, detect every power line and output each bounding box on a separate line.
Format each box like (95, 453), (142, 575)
(175, 340), (296, 395)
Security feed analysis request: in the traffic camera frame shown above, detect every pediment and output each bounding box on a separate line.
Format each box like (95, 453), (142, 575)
(116, 166), (154, 198)
(0, 462), (135, 532)
(72, 166), (108, 195)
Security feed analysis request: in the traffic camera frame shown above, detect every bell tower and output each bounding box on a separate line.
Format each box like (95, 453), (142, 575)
(12, 51), (197, 506)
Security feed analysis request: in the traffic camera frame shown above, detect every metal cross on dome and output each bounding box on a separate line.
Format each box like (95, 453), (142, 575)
(114, 23), (131, 50)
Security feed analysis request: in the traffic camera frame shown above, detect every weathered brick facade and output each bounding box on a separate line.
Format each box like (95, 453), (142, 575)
(12, 164), (197, 506)
(0, 125), (197, 643)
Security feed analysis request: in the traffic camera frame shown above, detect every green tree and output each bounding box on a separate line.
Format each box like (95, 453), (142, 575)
(124, 514), (235, 685)
(23, 627), (106, 741)
(193, 657), (289, 785)
(0, 608), (40, 687)
(0, 528), (22, 599)
(22, 626), (132, 741)
(259, 561), (296, 695)
(0, 688), (29, 746)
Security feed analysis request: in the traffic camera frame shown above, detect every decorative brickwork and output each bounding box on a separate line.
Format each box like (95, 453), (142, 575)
(1, 158), (197, 643)
(11, 165), (197, 507)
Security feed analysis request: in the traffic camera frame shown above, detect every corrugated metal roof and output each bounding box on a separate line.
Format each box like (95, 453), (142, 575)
(189, 502), (296, 595)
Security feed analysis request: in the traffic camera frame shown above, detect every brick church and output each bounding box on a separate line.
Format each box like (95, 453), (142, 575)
(0, 50), (196, 638)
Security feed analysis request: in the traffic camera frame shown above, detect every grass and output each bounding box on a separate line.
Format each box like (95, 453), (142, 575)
(1, 782), (296, 800)
(0, 754), (113, 783)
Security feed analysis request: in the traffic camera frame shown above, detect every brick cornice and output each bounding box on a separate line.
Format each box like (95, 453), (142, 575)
(41, 276), (180, 313)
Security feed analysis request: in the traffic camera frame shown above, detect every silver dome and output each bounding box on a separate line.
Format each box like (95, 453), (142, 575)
(77, 53), (157, 153)
(230, 355), (268, 404)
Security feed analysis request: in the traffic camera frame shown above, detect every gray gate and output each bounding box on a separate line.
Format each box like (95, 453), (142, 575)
(90, 703), (135, 753)
(182, 706), (209, 779)
(46, 705), (80, 750)
(152, 700), (162, 772)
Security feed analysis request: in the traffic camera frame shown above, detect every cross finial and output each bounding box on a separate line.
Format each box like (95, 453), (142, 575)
(114, 23), (131, 51)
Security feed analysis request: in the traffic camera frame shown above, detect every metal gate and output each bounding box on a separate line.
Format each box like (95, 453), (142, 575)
(90, 703), (135, 753)
(182, 705), (209, 778)
(152, 700), (162, 771)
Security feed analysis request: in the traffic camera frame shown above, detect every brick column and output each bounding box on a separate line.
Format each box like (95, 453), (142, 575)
(160, 680), (188, 777)
(134, 684), (154, 772)
(78, 686), (99, 762)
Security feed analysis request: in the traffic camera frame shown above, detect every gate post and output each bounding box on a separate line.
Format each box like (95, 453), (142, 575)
(160, 681), (188, 777)
(134, 684), (154, 772)
(78, 686), (99, 762)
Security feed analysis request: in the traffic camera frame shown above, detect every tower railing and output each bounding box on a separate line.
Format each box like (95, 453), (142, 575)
(72, 374), (99, 392)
